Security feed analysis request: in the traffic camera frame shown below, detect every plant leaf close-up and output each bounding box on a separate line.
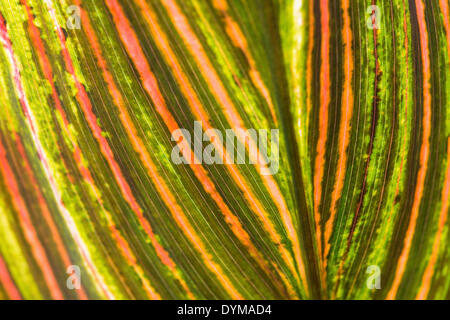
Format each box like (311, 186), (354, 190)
(0, 0), (448, 300)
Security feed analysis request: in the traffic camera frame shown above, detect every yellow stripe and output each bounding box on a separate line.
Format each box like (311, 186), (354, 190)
(387, 0), (432, 299)
(154, 0), (307, 291)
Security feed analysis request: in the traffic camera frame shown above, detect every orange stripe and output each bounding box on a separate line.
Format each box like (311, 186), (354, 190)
(137, 0), (304, 289)
(77, 2), (196, 298)
(45, 1), (180, 277)
(105, 0), (243, 299)
(415, 138), (450, 299)
(212, 0), (278, 124)
(138, 0), (298, 273)
(79, 156), (161, 299)
(212, 0), (228, 12)
(15, 135), (89, 299)
(76, 134), (160, 299)
(0, 138), (63, 299)
(151, 0), (307, 290)
(31, 0), (155, 298)
(23, 0), (98, 203)
(305, 0), (327, 290)
(313, 0), (330, 263)
(387, 0), (432, 299)
(324, 0), (354, 261)
(0, 13), (64, 300)
(22, 1), (97, 299)
(325, 1), (355, 298)
(3, 5), (114, 298)
(0, 256), (21, 300)
(104, 212), (161, 300)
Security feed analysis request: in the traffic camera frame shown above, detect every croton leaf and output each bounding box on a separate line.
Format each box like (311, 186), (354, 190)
(0, 0), (448, 300)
